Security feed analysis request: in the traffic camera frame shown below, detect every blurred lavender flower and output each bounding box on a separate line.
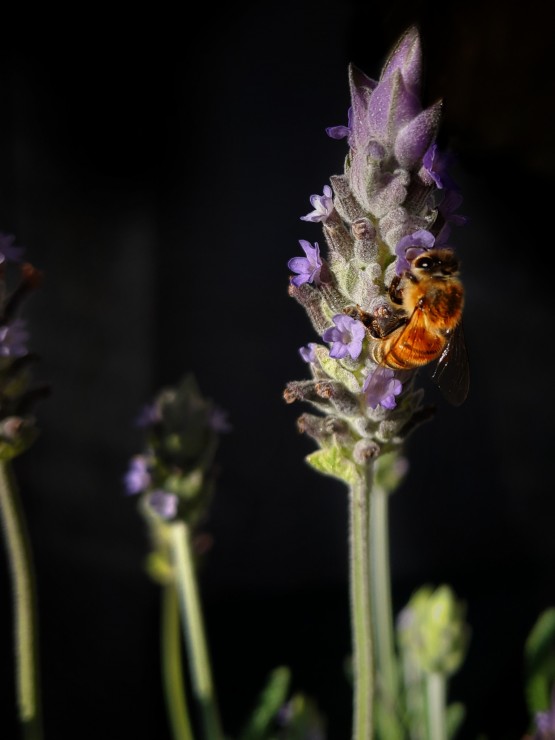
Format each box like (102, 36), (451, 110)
(147, 490), (179, 520)
(124, 373), (229, 530)
(534, 690), (555, 739)
(287, 240), (323, 287)
(0, 261), (47, 460)
(124, 455), (151, 494)
(0, 233), (24, 264)
(0, 319), (29, 358)
(301, 185), (334, 223)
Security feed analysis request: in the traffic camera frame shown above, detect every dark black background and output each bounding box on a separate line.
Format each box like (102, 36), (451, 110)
(1, 2), (554, 739)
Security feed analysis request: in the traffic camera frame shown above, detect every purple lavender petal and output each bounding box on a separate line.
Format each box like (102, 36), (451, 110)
(299, 343), (318, 363)
(124, 455), (151, 495)
(368, 71), (421, 147)
(288, 241), (322, 286)
(326, 107), (353, 142)
(323, 314), (365, 360)
(381, 26), (421, 93)
(394, 101), (442, 169)
(0, 233), (25, 263)
(147, 490), (178, 519)
(208, 407), (232, 433)
(363, 367), (403, 409)
(300, 185), (334, 222)
(395, 229), (436, 274)
(0, 319), (29, 357)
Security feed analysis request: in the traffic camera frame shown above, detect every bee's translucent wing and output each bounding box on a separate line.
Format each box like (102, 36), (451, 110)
(431, 322), (470, 406)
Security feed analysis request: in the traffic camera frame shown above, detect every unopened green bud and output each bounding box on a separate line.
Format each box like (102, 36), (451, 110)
(397, 585), (469, 676)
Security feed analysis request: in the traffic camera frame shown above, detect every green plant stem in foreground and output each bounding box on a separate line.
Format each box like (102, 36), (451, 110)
(426, 672), (447, 740)
(161, 581), (195, 740)
(370, 485), (397, 697)
(349, 470), (374, 740)
(0, 461), (43, 740)
(170, 521), (224, 740)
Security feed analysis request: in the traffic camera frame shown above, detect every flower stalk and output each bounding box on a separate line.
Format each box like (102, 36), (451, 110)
(349, 469), (374, 740)
(161, 580), (195, 740)
(170, 521), (223, 740)
(0, 460), (43, 740)
(426, 672), (446, 740)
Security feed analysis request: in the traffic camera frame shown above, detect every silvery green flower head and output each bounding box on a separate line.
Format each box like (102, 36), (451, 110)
(396, 585), (469, 676)
(0, 251), (48, 460)
(124, 373), (230, 526)
(284, 26), (466, 485)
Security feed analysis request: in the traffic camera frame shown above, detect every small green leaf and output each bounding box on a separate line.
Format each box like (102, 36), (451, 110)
(238, 666), (291, 740)
(524, 608), (555, 715)
(316, 347), (362, 394)
(306, 446), (359, 486)
(447, 701), (466, 739)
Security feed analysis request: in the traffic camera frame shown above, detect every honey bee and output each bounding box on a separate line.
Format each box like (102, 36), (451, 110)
(349, 248), (469, 405)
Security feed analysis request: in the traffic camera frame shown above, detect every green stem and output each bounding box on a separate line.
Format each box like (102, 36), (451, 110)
(161, 581), (195, 740)
(170, 521), (224, 740)
(426, 672), (446, 740)
(370, 483), (403, 736)
(0, 461), (43, 740)
(349, 469), (374, 740)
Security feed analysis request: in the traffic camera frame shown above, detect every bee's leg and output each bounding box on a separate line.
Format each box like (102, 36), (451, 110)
(343, 304), (373, 328)
(388, 275), (404, 305)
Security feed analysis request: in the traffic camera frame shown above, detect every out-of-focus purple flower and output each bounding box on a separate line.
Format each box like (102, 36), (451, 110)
(534, 689), (555, 739)
(209, 406), (232, 433)
(300, 185), (334, 223)
(288, 240), (323, 287)
(435, 189), (468, 243)
(124, 455), (151, 494)
(363, 367), (402, 410)
(395, 229), (436, 274)
(299, 343), (318, 363)
(323, 315), (365, 360)
(326, 106), (353, 142)
(0, 233), (24, 264)
(135, 402), (162, 428)
(0, 319), (29, 357)
(147, 490), (178, 520)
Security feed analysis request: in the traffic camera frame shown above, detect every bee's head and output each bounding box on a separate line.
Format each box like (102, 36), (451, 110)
(412, 248), (459, 277)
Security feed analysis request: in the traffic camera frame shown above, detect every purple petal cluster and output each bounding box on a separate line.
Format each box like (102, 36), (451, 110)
(0, 233), (24, 264)
(147, 490), (178, 520)
(323, 315), (365, 360)
(300, 185), (334, 223)
(288, 240), (323, 287)
(395, 229), (436, 274)
(124, 455), (151, 494)
(0, 319), (29, 357)
(535, 690), (555, 739)
(299, 343), (318, 363)
(363, 367), (403, 410)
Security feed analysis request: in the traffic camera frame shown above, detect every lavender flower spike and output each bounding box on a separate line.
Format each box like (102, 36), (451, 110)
(300, 185), (334, 223)
(287, 240), (323, 286)
(285, 24), (467, 481)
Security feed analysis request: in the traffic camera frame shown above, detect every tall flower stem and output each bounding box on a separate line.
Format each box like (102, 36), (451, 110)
(349, 468), (374, 740)
(0, 460), (43, 740)
(370, 482), (403, 737)
(161, 581), (195, 740)
(170, 521), (224, 740)
(426, 672), (447, 740)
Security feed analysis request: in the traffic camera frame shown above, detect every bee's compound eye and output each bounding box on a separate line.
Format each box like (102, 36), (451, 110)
(416, 258), (432, 270)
